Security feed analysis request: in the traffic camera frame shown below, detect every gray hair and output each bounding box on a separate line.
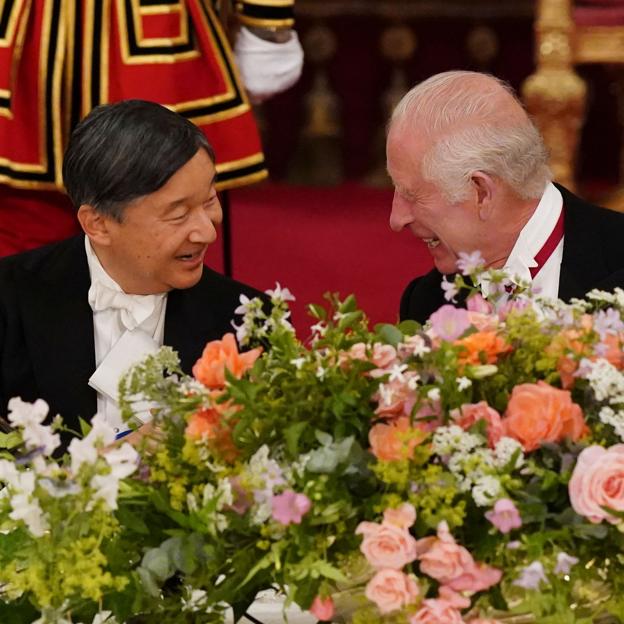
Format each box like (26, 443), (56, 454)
(390, 71), (552, 203)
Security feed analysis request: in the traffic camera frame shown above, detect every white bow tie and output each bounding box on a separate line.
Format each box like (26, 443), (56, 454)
(88, 280), (160, 331)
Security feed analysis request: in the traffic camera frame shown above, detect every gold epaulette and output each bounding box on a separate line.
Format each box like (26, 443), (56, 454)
(235, 0), (295, 29)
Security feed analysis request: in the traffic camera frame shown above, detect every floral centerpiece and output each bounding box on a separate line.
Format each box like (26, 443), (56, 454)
(3, 257), (624, 623)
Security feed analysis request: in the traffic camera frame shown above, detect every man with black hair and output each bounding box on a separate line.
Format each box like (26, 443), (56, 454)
(0, 100), (264, 439)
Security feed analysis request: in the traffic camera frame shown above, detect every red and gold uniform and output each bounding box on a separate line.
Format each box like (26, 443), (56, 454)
(0, 0), (294, 255)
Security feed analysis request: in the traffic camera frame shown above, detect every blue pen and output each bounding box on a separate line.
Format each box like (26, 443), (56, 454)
(115, 429), (132, 440)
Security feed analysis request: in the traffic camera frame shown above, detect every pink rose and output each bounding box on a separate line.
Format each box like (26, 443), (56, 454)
(466, 293), (493, 315)
(356, 520), (418, 569)
(417, 522), (502, 593)
(417, 522), (475, 584)
(383, 503), (417, 529)
(346, 342), (397, 373)
(450, 401), (503, 448)
(410, 599), (463, 624)
(446, 561), (502, 593)
(365, 569), (419, 614)
(309, 596), (335, 621)
(374, 375), (418, 418)
(569, 444), (624, 523)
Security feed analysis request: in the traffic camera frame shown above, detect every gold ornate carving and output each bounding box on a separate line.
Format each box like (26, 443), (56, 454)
(522, 0), (586, 190)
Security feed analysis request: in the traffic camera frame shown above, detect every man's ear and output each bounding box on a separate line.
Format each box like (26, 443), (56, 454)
(77, 205), (113, 246)
(471, 172), (496, 221)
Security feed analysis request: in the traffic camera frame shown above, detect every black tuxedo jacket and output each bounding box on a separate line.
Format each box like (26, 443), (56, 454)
(400, 185), (624, 324)
(0, 236), (265, 433)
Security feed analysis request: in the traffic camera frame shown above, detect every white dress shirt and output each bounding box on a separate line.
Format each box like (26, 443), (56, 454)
(85, 236), (167, 432)
(482, 183), (564, 299)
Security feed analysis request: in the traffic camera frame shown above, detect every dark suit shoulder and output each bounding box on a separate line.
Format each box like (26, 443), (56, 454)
(400, 268), (445, 324)
(0, 236), (85, 283)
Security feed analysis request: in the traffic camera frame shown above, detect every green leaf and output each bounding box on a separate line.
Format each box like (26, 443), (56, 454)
(308, 304), (327, 321)
(79, 416), (92, 437)
(376, 324), (404, 347)
(397, 319), (421, 335)
(314, 560), (348, 583)
(285, 421), (308, 456)
(315, 430), (333, 446)
(0, 431), (21, 450)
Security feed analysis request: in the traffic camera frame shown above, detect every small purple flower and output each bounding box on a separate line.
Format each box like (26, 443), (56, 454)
(506, 540), (522, 550)
(456, 250), (485, 275)
(513, 561), (548, 590)
(554, 552), (579, 575)
(593, 308), (623, 340)
(441, 276), (459, 303)
(271, 490), (311, 525)
(594, 342), (609, 357)
(429, 305), (471, 341)
(485, 498), (522, 534)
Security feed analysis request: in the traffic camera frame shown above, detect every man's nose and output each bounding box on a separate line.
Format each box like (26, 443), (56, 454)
(189, 205), (220, 244)
(389, 193), (413, 232)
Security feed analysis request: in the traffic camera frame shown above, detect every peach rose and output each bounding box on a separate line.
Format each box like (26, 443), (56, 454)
(309, 596), (335, 621)
(569, 444), (624, 524)
(468, 619), (503, 624)
(369, 417), (427, 461)
(365, 569), (419, 614)
(374, 375), (418, 418)
(343, 342), (398, 373)
(356, 520), (418, 569)
(417, 522), (502, 593)
(450, 401), (503, 448)
(502, 381), (588, 452)
(456, 331), (511, 365)
(410, 600), (463, 624)
(383, 502), (417, 529)
(417, 522), (475, 585)
(192, 333), (262, 389)
(185, 404), (240, 462)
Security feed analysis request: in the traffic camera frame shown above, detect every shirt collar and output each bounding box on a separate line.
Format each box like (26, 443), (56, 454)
(503, 182), (563, 285)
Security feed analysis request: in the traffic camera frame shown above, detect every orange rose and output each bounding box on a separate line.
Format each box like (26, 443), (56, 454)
(186, 403), (240, 462)
(369, 417), (427, 461)
(193, 333), (262, 389)
(502, 381), (588, 452)
(455, 331), (511, 365)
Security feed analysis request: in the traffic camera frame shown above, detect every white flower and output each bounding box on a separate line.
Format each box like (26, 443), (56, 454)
(0, 459), (20, 487)
(39, 478), (80, 498)
(493, 437), (525, 470)
(316, 366), (326, 380)
(554, 552), (579, 575)
(441, 275), (459, 302)
(427, 387), (440, 402)
(513, 561), (548, 590)
(378, 383), (395, 407)
(9, 493), (49, 536)
(84, 414), (117, 447)
(456, 250), (485, 275)
(68, 437), (98, 474)
(104, 443), (139, 479)
(234, 293), (253, 315)
(432, 425), (483, 456)
(182, 588), (209, 612)
(231, 319), (249, 345)
(388, 364), (408, 383)
(290, 357), (306, 370)
(90, 473), (120, 510)
(310, 322), (327, 337)
(7, 397), (49, 427)
(91, 611), (118, 624)
(599, 406), (624, 441)
(266, 282), (295, 302)
(471, 475), (502, 507)
(456, 376), (472, 391)
(21, 423), (60, 456)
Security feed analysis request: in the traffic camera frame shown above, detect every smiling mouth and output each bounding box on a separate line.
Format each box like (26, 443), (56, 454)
(176, 249), (204, 262)
(422, 237), (440, 249)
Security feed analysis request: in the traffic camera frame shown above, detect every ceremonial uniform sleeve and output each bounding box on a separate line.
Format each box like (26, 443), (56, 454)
(233, 0), (295, 29)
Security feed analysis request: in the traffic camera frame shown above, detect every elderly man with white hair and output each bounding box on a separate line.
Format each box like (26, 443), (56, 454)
(387, 70), (624, 323)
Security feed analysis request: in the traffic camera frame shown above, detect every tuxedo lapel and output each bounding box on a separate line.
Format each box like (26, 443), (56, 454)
(558, 186), (617, 301)
(18, 237), (96, 429)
